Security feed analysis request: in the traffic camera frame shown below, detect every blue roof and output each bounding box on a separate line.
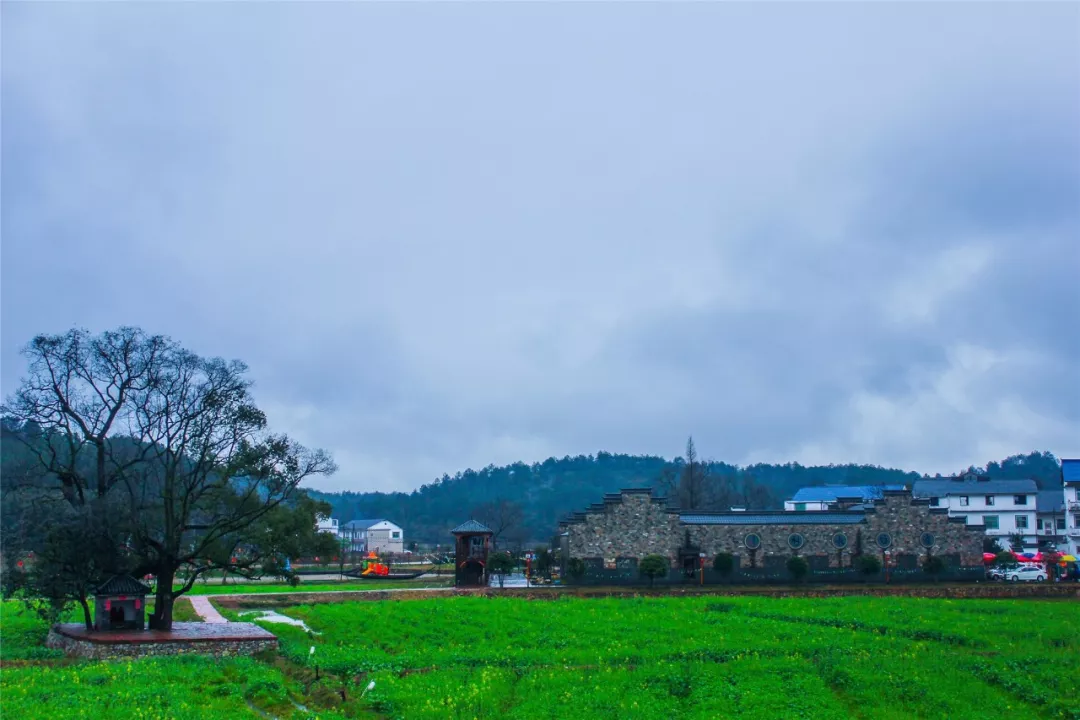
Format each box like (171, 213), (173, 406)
(1063, 459), (1080, 484)
(681, 513), (866, 526)
(790, 485), (889, 503)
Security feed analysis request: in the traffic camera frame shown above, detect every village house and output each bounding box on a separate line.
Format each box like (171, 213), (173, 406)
(340, 518), (404, 554)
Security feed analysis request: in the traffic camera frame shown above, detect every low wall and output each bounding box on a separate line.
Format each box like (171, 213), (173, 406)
(47, 623), (278, 660)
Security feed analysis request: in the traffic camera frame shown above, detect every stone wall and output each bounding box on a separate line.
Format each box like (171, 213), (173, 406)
(564, 489), (984, 569)
(565, 491), (682, 559)
(46, 630), (277, 660)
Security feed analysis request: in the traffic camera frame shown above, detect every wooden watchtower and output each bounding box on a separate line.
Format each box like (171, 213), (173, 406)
(451, 520), (493, 587)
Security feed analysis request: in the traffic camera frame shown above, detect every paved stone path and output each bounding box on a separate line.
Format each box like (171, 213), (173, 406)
(188, 595), (229, 623)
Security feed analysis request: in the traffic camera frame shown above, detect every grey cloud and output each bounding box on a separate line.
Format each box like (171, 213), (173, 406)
(2, 3), (1078, 490)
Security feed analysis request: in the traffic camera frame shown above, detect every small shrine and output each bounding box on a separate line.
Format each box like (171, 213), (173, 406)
(451, 520), (493, 587)
(93, 575), (152, 631)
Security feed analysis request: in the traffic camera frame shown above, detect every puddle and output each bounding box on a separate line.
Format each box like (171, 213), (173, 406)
(239, 610), (320, 634)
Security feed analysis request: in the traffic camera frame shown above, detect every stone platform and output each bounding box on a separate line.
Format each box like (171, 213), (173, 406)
(47, 622), (278, 659)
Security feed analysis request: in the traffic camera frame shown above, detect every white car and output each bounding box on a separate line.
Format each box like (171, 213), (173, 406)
(1007, 566), (1046, 583)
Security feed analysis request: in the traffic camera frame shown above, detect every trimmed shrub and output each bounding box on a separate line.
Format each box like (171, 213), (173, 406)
(786, 556), (809, 582)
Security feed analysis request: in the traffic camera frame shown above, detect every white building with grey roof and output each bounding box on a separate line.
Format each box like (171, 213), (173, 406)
(911, 472), (1039, 551)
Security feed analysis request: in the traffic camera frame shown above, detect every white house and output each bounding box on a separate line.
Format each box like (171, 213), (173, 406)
(340, 518), (404, 555)
(316, 516), (340, 536)
(1063, 459), (1080, 558)
(911, 473), (1039, 551)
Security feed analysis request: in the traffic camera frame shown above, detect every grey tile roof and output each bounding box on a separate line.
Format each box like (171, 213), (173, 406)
(451, 519), (493, 534)
(1036, 490), (1065, 513)
(912, 478), (1038, 497)
(681, 512), (866, 526)
(342, 518), (385, 530)
(94, 575), (152, 596)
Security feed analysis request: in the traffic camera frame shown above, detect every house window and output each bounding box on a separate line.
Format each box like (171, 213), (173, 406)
(930, 497), (940, 507)
(794, 503), (806, 512)
(985, 496), (995, 506)
(1016, 515), (1029, 529)
(959, 496), (969, 506)
(1057, 518), (1066, 531)
(392, 531), (401, 539)
(984, 515), (999, 530)
(1014, 495), (1027, 505)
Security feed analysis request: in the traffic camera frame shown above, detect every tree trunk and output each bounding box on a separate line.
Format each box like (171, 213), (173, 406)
(78, 595), (93, 631)
(149, 565), (176, 631)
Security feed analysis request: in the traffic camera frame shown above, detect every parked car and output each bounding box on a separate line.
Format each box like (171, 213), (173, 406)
(1006, 566), (1046, 583)
(988, 564), (1020, 581)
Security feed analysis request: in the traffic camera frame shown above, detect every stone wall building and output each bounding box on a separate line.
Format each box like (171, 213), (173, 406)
(559, 488), (983, 576)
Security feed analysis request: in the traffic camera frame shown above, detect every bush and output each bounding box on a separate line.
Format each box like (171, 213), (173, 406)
(786, 556), (809, 582)
(993, 551), (1015, 566)
(567, 558), (586, 580)
(713, 552), (735, 578)
(922, 555), (945, 579)
(856, 555), (881, 577)
(639, 555), (669, 587)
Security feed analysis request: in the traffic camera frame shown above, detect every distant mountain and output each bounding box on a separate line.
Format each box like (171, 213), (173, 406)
(308, 450), (1065, 544)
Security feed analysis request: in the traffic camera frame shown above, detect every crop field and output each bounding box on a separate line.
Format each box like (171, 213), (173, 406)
(268, 595), (1080, 719)
(3, 595), (1077, 719)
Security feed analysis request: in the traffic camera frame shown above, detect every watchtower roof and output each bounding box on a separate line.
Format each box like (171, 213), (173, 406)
(451, 519), (493, 535)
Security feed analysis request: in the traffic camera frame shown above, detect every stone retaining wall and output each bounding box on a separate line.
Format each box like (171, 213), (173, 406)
(46, 629), (277, 660)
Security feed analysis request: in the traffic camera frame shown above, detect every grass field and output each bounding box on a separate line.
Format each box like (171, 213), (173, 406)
(3, 594), (1077, 719)
(182, 575), (453, 595)
(267, 595), (1080, 719)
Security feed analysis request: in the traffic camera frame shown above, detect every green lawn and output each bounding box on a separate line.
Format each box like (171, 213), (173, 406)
(181, 576), (453, 595)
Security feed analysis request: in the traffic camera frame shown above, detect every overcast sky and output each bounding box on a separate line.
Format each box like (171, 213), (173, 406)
(3, 3), (1078, 492)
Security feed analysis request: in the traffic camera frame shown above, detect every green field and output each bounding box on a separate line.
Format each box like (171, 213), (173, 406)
(269, 596), (1080, 719)
(181, 576), (453, 595)
(3, 595), (1077, 719)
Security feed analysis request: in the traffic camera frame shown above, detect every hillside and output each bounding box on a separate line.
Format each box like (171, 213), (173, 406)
(308, 450), (1064, 544)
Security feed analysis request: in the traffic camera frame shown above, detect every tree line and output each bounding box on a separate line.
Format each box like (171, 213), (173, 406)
(313, 442), (1066, 545)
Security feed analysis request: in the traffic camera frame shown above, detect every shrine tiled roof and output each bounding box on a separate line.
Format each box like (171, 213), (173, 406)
(93, 575), (152, 596)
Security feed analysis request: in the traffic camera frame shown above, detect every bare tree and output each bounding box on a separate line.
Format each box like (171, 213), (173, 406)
(662, 436), (713, 510)
(3, 328), (337, 630)
(472, 498), (526, 550)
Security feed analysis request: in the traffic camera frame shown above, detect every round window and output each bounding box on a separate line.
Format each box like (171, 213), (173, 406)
(832, 532), (848, 550)
(788, 533), (805, 550)
(744, 533), (761, 550)
(876, 532), (893, 549)
(920, 532), (935, 549)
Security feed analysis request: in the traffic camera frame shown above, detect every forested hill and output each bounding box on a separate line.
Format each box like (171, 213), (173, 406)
(308, 451), (1064, 545)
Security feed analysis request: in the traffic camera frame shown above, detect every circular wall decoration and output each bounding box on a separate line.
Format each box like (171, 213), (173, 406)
(787, 533), (805, 550)
(876, 532), (893, 549)
(832, 532), (848, 550)
(744, 533), (761, 550)
(920, 532), (935, 549)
